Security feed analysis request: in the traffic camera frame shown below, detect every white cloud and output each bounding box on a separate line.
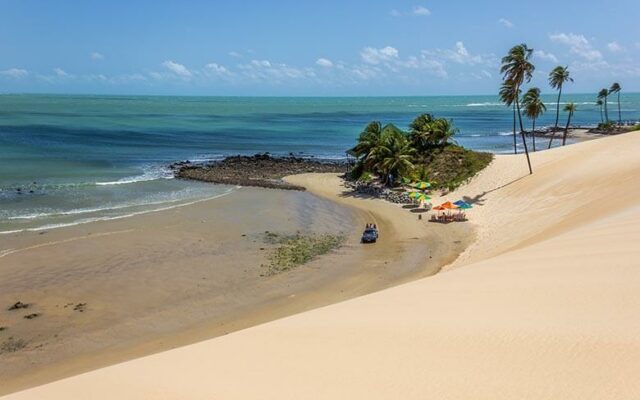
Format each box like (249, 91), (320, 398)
(228, 51), (242, 58)
(471, 69), (493, 80)
(412, 6), (431, 16)
(360, 46), (399, 64)
(534, 50), (558, 63)
(316, 58), (334, 68)
(90, 52), (104, 60)
(390, 6), (430, 17)
(549, 33), (602, 61)
(149, 71), (164, 80)
(435, 41), (493, 65)
(498, 18), (514, 28)
(238, 59), (315, 82)
(607, 41), (623, 53)
(54, 68), (70, 77)
(206, 62), (230, 74)
(162, 60), (192, 78)
(0, 68), (28, 78)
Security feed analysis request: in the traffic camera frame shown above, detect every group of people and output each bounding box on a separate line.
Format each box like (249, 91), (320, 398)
(365, 223), (378, 230)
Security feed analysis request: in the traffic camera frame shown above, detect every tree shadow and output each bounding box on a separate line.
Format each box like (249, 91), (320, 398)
(460, 175), (528, 207)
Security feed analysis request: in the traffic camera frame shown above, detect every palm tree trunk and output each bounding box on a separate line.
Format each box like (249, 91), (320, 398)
(617, 92), (621, 125)
(520, 131), (533, 174)
(600, 105), (604, 123)
(562, 113), (572, 146)
(512, 104), (517, 154)
(604, 96), (609, 122)
(532, 118), (536, 152)
(515, 92), (524, 133)
(554, 87), (562, 130)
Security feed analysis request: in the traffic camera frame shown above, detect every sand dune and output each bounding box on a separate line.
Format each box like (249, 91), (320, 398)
(4, 131), (640, 400)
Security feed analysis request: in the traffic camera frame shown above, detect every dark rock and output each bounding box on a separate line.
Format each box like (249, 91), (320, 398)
(8, 302), (29, 311)
(173, 154), (347, 190)
(23, 313), (41, 319)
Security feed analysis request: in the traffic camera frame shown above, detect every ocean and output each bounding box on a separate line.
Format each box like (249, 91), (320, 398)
(1, 93), (638, 234)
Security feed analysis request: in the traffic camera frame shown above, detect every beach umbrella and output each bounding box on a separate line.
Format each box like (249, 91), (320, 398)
(432, 205), (446, 211)
(408, 191), (421, 199)
(454, 200), (472, 209)
(415, 193), (431, 202)
(439, 201), (458, 209)
(414, 181), (431, 190)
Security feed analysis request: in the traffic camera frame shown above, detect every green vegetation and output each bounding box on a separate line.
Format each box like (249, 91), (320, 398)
(609, 82), (622, 125)
(0, 336), (27, 354)
(262, 232), (345, 276)
(522, 87), (546, 152)
(561, 103), (577, 146)
(598, 88), (610, 123)
(596, 99), (605, 123)
(499, 44), (534, 173)
(597, 121), (617, 132)
(548, 66), (573, 131)
(348, 113), (492, 191)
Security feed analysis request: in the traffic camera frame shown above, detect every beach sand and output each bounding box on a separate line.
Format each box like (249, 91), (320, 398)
(3, 131), (638, 399)
(0, 174), (470, 395)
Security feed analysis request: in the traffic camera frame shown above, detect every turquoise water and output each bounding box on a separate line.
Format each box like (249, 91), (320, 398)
(1, 93), (639, 233)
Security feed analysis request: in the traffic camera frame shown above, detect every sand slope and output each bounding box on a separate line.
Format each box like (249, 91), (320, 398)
(4, 132), (640, 400)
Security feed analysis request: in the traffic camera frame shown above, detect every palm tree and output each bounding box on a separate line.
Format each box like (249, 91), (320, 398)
(499, 80), (521, 155)
(500, 44), (535, 134)
(548, 66), (573, 132)
(369, 126), (415, 184)
(598, 88), (609, 122)
(349, 121), (383, 169)
(596, 99), (604, 123)
(500, 44), (534, 174)
(609, 82), (622, 125)
(408, 113), (435, 152)
(561, 103), (576, 146)
(522, 87), (546, 152)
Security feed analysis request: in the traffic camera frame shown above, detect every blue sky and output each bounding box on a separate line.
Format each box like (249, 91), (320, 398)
(1, 0), (639, 96)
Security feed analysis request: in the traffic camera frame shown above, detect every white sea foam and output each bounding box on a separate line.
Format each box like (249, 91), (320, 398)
(95, 165), (173, 186)
(7, 197), (194, 220)
(466, 102), (503, 107)
(0, 188), (236, 235)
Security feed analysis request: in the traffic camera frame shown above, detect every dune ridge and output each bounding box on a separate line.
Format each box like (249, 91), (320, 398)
(3, 131), (640, 400)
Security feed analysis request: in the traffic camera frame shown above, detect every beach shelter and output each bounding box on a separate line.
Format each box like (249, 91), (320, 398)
(439, 201), (458, 210)
(454, 200), (472, 209)
(414, 181), (431, 190)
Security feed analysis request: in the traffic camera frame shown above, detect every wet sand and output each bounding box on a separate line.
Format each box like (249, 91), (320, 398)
(0, 182), (472, 395)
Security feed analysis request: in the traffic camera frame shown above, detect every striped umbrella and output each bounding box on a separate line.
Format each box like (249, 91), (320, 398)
(414, 181), (431, 190)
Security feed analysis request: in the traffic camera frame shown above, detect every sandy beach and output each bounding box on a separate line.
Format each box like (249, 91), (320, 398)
(3, 131), (638, 399)
(0, 172), (470, 395)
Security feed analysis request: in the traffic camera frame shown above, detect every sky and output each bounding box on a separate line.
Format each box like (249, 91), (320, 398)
(1, 0), (639, 96)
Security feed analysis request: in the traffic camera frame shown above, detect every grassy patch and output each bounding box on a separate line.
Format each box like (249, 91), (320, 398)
(262, 233), (345, 276)
(413, 144), (493, 191)
(0, 337), (27, 354)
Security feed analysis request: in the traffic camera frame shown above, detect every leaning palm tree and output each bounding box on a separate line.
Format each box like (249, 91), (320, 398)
(522, 87), (546, 152)
(369, 128), (415, 184)
(548, 66), (573, 132)
(609, 82), (622, 125)
(499, 80), (521, 155)
(501, 44), (535, 133)
(349, 121), (383, 169)
(596, 99), (604, 123)
(598, 88), (609, 122)
(408, 113), (435, 152)
(561, 103), (577, 146)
